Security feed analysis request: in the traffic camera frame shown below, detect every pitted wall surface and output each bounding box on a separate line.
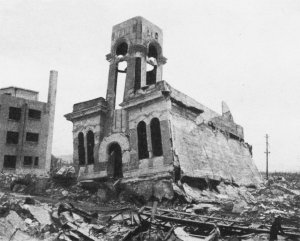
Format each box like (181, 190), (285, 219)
(171, 112), (262, 186)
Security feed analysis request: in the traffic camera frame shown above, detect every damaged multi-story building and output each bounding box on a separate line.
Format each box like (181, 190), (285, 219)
(65, 17), (261, 187)
(0, 70), (57, 175)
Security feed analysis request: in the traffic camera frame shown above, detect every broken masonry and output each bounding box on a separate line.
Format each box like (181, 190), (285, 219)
(0, 172), (299, 240)
(65, 16), (262, 196)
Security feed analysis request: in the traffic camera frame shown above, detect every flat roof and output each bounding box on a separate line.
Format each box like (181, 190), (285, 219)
(0, 86), (39, 94)
(73, 97), (107, 112)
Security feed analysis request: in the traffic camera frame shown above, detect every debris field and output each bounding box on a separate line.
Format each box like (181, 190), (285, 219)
(0, 171), (299, 241)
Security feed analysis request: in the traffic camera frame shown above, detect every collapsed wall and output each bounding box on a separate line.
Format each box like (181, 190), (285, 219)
(170, 107), (262, 187)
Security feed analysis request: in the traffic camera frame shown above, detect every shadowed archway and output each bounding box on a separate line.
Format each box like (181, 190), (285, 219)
(107, 143), (123, 178)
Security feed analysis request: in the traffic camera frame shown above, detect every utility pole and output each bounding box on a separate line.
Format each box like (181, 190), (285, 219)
(265, 134), (270, 180)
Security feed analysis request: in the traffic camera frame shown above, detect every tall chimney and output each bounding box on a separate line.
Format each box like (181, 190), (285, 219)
(45, 70), (58, 172)
(48, 70), (58, 105)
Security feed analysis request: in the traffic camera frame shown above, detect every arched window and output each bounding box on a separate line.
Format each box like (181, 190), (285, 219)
(150, 118), (163, 157)
(137, 121), (149, 159)
(87, 130), (95, 164)
(78, 132), (85, 165)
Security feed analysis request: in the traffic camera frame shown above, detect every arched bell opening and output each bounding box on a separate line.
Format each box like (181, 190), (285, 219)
(116, 42), (128, 57)
(114, 41), (128, 109)
(146, 43), (159, 85)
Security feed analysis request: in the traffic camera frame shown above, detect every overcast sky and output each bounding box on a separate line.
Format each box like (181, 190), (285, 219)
(1, 0), (300, 172)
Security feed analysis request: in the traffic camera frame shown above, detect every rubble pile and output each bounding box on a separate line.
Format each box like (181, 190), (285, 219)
(0, 172), (299, 240)
(174, 180), (257, 205)
(249, 174), (300, 227)
(172, 174), (300, 230)
(0, 172), (45, 195)
(0, 172), (37, 190)
(51, 166), (77, 184)
(0, 192), (138, 241)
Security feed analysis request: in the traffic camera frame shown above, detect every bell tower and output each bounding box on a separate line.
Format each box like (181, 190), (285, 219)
(105, 16), (167, 111)
(104, 16), (167, 136)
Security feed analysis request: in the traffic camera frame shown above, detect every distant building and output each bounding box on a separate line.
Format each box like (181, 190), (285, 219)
(65, 17), (261, 186)
(0, 70), (57, 175)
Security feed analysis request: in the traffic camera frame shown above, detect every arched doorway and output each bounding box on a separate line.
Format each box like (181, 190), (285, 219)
(87, 130), (95, 164)
(107, 143), (123, 178)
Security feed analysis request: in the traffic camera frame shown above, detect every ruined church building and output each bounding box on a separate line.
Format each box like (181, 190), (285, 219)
(65, 17), (261, 186)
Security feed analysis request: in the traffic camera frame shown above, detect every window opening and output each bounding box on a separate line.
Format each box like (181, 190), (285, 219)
(9, 107), (21, 121)
(28, 109), (41, 120)
(3, 155), (16, 169)
(26, 132), (39, 142)
(137, 121), (149, 159)
(23, 156), (33, 166)
(108, 143), (123, 178)
(87, 130), (95, 164)
(78, 132), (85, 165)
(133, 24), (137, 33)
(34, 157), (39, 166)
(150, 118), (163, 156)
(6, 131), (19, 144)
